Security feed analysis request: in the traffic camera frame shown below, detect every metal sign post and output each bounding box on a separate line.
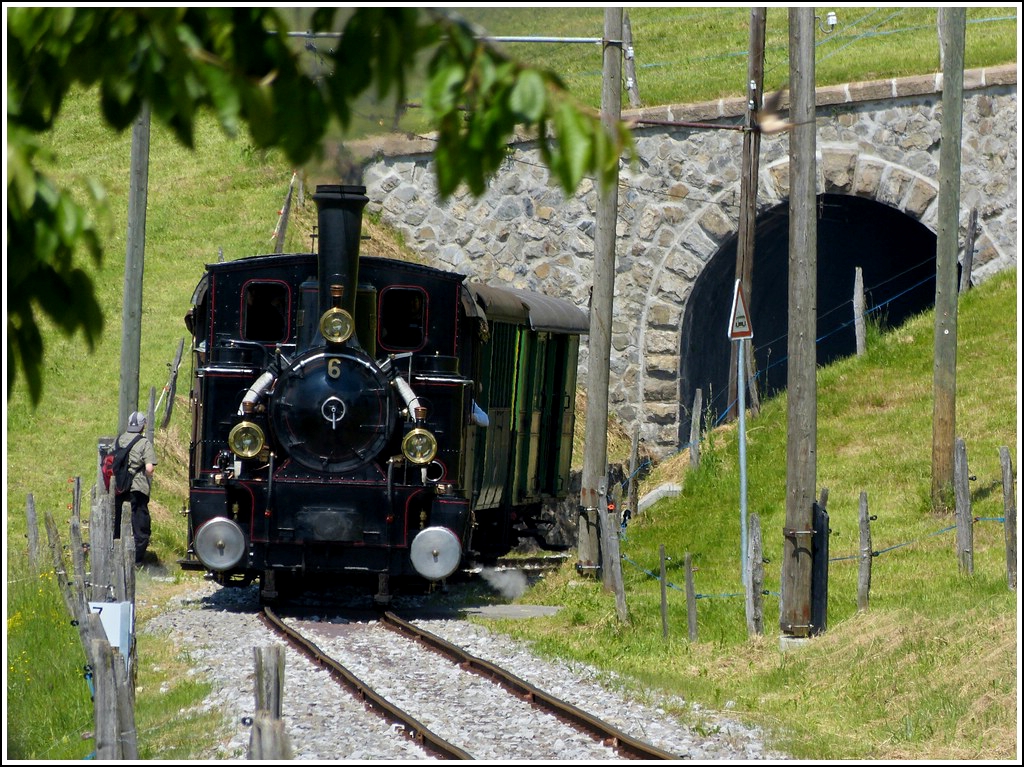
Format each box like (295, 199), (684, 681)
(728, 280), (753, 594)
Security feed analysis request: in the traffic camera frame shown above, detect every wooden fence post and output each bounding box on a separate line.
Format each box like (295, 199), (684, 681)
(857, 491), (873, 611)
(251, 713), (290, 760)
(89, 635), (138, 760)
(1000, 446), (1016, 591)
(254, 645), (285, 718)
(47, 506), (136, 760)
(94, 491), (113, 601)
(85, 473), (136, 604)
(112, 641), (139, 760)
(954, 437), (974, 575)
(46, 512), (94, 646)
(659, 544), (668, 639)
(746, 513), (764, 636)
(854, 266), (866, 356)
(91, 487), (109, 597)
(601, 482), (629, 624)
(26, 493), (40, 570)
(249, 645), (292, 760)
(810, 492), (830, 636)
(744, 339), (761, 419)
(91, 638), (120, 760)
(684, 552), (698, 642)
(689, 389), (702, 469)
(959, 207), (978, 293)
(622, 12), (642, 108)
(107, 496), (137, 606)
(628, 426), (640, 520)
(97, 436), (114, 495)
(69, 478), (91, 595)
(147, 386), (157, 441)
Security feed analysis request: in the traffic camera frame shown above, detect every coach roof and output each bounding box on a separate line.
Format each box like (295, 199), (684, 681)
(466, 283), (589, 335)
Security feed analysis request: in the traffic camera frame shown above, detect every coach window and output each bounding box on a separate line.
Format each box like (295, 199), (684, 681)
(243, 281), (289, 343)
(379, 287), (426, 351)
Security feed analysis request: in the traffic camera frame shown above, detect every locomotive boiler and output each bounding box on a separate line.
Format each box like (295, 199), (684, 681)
(181, 184), (587, 603)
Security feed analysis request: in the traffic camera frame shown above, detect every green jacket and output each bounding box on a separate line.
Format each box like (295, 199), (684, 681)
(116, 431), (158, 496)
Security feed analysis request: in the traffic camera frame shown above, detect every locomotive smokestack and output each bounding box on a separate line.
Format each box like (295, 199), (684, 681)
(313, 184), (368, 327)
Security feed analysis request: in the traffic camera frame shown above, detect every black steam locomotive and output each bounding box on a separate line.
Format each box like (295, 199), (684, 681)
(181, 184), (587, 603)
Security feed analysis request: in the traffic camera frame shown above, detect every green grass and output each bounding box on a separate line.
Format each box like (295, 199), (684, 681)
(491, 270), (1018, 760)
(308, 8), (1018, 138)
(381, 7), (1018, 136)
(5, 559), (95, 760)
(5, 7), (1019, 760)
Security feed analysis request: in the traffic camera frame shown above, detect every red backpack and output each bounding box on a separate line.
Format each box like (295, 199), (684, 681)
(101, 453), (115, 491)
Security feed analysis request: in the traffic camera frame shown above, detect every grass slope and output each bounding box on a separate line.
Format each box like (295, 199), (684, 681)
(498, 269), (1019, 760)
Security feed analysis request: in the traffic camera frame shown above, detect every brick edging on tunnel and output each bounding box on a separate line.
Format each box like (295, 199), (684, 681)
(625, 64), (1018, 126)
(348, 65), (1018, 159)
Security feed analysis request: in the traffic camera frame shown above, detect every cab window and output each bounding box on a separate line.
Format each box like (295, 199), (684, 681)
(242, 281), (289, 343)
(379, 287), (427, 351)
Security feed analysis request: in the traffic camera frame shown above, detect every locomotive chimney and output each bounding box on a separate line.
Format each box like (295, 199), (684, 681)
(312, 184), (368, 333)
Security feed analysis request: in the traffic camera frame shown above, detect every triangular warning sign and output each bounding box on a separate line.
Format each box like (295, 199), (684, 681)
(728, 279), (753, 340)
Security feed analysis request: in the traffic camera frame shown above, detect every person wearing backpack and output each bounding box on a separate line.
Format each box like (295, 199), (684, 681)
(114, 410), (158, 566)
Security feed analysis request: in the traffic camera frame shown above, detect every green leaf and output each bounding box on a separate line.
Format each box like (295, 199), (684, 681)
(425, 65), (467, 117)
(552, 101), (592, 192)
(508, 70), (547, 123)
(240, 85), (275, 145)
(6, 136), (42, 213)
(54, 192), (83, 246)
(200, 65), (242, 137)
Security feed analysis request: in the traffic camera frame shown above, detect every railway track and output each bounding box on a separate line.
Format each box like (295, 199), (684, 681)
(260, 606), (678, 760)
(259, 607), (465, 759)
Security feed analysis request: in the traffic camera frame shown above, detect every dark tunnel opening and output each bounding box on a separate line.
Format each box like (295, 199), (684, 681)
(678, 193), (946, 442)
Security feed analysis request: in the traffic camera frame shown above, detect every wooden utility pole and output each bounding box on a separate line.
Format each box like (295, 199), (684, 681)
(779, 8), (817, 641)
(118, 103), (151, 432)
(729, 7), (766, 422)
(931, 7), (966, 508)
(578, 8), (623, 576)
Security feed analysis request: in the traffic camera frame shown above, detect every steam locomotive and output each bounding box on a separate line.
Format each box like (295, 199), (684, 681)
(181, 184), (587, 603)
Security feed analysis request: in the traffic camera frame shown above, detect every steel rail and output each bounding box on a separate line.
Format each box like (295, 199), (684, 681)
(381, 611), (679, 760)
(260, 607), (473, 760)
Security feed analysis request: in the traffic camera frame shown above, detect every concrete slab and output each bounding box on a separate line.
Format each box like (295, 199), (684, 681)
(779, 635), (812, 653)
(637, 483), (681, 513)
(462, 604), (563, 619)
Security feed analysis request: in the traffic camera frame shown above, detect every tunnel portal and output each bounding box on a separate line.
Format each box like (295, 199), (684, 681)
(678, 194), (944, 440)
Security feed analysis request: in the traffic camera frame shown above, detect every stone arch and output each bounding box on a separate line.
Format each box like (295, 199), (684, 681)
(659, 149), (983, 457)
(634, 187), (738, 450)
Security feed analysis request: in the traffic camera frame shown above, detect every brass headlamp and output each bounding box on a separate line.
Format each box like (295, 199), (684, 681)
(319, 284), (354, 344)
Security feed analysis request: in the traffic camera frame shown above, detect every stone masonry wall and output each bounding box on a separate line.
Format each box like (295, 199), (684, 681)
(356, 65), (1018, 458)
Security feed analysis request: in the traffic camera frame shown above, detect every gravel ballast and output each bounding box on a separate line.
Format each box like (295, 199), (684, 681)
(141, 575), (788, 761)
